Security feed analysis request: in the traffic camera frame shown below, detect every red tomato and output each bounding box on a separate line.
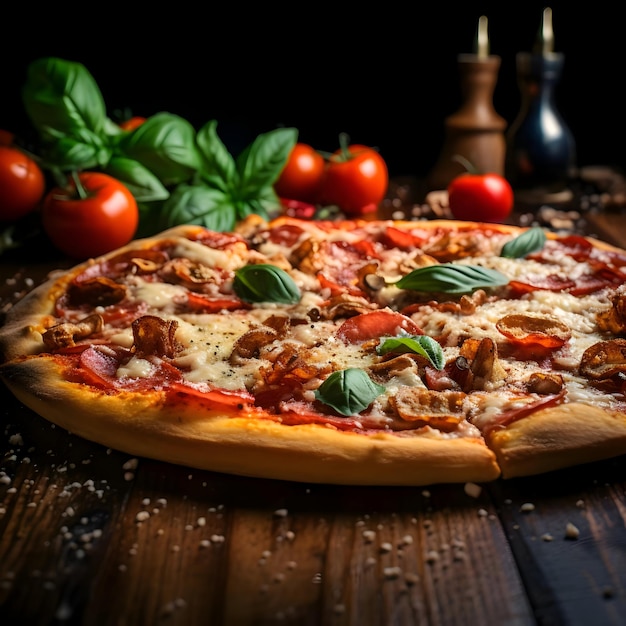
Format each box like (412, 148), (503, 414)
(447, 173), (514, 223)
(274, 143), (325, 204)
(321, 142), (388, 216)
(0, 146), (46, 222)
(42, 172), (139, 259)
(336, 310), (423, 344)
(119, 116), (147, 131)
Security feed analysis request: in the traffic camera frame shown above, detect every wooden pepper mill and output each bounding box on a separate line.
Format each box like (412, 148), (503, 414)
(428, 16), (507, 191)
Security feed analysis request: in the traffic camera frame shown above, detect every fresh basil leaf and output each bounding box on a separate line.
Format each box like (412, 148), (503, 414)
(500, 227), (547, 258)
(237, 127), (298, 192)
(377, 335), (444, 370)
(43, 132), (111, 170)
(105, 156), (169, 202)
(233, 264), (301, 304)
(22, 57), (108, 140)
(117, 112), (200, 186)
(314, 369), (385, 416)
(160, 183), (236, 232)
(195, 120), (238, 192)
(395, 263), (508, 294)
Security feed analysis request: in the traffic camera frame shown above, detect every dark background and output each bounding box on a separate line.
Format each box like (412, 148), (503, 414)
(2, 1), (624, 179)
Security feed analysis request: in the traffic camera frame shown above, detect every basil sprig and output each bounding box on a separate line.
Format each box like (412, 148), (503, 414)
(377, 335), (444, 370)
(395, 264), (508, 294)
(233, 264), (301, 304)
(500, 227), (547, 259)
(314, 369), (385, 416)
(21, 57), (297, 236)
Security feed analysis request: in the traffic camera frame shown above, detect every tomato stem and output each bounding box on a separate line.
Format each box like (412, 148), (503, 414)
(71, 171), (88, 200)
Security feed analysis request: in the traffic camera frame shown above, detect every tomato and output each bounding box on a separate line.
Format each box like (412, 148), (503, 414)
(0, 145), (46, 222)
(447, 172), (514, 223)
(42, 172), (139, 259)
(119, 116), (147, 131)
(274, 143), (325, 204)
(321, 140), (388, 216)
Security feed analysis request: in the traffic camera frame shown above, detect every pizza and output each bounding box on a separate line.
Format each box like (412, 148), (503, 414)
(2, 215), (626, 487)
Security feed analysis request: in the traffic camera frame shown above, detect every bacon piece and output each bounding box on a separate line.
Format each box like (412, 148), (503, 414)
(596, 288), (626, 335)
(579, 339), (626, 380)
(131, 315), (179, 358)
(260, 343), (322, 385)
(496, 313), (571, 348)
(42, 314), (104, 350)
(389, 388), (467, 432)
(67, 277), (127, 307)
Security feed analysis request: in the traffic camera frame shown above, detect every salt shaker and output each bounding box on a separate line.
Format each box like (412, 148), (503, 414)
(505, 8), (576, 199)
(427, 16), (507, 192)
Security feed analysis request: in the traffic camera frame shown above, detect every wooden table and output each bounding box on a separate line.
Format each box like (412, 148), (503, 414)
(2, 179), (626, 625)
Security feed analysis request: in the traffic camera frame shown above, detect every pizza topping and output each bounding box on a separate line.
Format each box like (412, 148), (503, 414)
(131, 316), (179, 359)
(67, 277), (127, 307)
(579, 339), (626, 380)
(161, 257), (218, 286)
(596, 287), (626, 334)
(500, 227), (547, 259)
(526, 372), (564, 395)
(377, 335), (444, 370)
(336, 310), (423, 344)
(395, 264), (509, 294)
(42, 314), (104, 349)
(233, 264), (301, 304)
(496, 313), (571, 348)
(314, 368), (385, 416)
(230, 327), (279, 362)
(389, 388), (466, 432)
(458, 337), (507, 390)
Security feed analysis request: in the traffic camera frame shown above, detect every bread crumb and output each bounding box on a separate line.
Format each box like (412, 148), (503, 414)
(464, 482), (482, 498)
(541, 533), (554, 542)
(565, 522), (580, 540)
(520, 502), (535, 513)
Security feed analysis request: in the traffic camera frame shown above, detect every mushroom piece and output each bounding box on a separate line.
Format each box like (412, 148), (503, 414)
(579, 339), (626, 380)
(42, 314), (104, 350)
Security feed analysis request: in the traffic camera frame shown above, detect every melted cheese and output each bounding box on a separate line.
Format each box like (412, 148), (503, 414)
(78, 219), (626, 436)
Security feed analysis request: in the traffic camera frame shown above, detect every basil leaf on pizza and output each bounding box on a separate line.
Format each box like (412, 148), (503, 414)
(377, 335), (444, 370)
(233, 264), (301, 303)
(314, 369), (385, 416)
(395, 264), (508, 293)
(500, 227), (547, 258)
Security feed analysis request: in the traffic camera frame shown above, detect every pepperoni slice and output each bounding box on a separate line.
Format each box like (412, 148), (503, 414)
(336, 310), (423, 344)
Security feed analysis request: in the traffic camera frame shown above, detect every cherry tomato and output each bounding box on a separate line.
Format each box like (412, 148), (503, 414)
(447, 173), (514, 223)
(119, 116), (147, 131)
(0, 145), (46, 222)
(321, 140), (388, 216)
(274, 143), (325, 204)
(42, 172), (139, 259)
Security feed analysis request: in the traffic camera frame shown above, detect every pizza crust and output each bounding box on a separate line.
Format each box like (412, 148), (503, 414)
(1, 356), (501, 486)
(488, 403), (626, 478)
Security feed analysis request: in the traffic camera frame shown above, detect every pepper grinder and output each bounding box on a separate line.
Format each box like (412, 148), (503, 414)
(428, 16), (507, 191)
(505, 7), (576, 201)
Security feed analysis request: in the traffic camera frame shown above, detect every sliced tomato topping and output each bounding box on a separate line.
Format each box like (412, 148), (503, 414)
(380, 226), (427, 250)
(336, 310), (423, 344)
(184, 292), (250, 313)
